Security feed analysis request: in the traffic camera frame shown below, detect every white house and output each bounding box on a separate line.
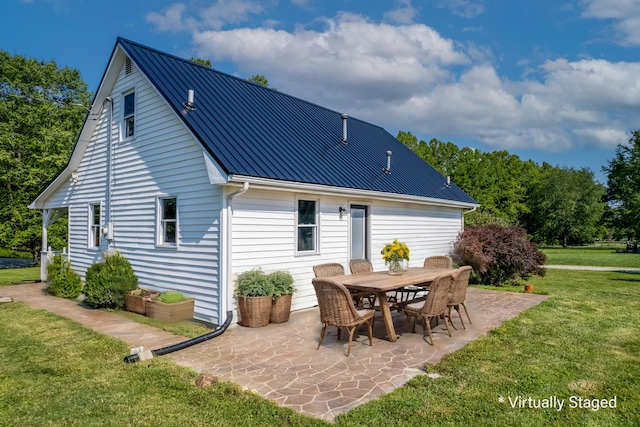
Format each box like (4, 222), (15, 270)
(30, 38), (479, 325)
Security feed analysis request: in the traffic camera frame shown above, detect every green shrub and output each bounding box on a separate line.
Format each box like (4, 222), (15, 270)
(453, 225), (546, 286)
(268, 271), (295, 300)
(235, 269), (274, 297)
(156, 290), (189, 303)
(84, 252), (138, 309)
(46, 255), (83, 299)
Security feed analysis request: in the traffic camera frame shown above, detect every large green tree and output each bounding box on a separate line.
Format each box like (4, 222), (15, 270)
(0, 51), (90, 259)
(603, 130), (640, 239)
(525, 165), (606, 246)
(247, 74), (276, 90)
(397, 131), (537, 225)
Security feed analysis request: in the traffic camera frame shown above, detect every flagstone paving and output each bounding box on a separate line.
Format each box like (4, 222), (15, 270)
(2, 282), (546, 421)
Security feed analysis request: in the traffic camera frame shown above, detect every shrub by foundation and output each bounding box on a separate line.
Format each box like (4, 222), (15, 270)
(46, 254), (83, 299)
(83, 252), (138, 309)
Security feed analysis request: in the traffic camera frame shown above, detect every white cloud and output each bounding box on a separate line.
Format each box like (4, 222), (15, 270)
(436, 0), (487, 18)
(146, 3), (190, 32)
(198, 0), (264, 31)
(193, 12), (468, 104)
(384, 0), (419, 24)
(146, 0), (264, 32)
(147, 2), (640, 154)
(581, 0), (640, 46)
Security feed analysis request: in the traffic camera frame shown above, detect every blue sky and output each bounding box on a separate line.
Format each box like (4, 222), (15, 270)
(3, 0), (640, 183)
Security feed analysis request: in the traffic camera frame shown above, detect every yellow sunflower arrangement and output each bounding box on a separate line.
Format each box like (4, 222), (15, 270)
(381, 239), (410, 273)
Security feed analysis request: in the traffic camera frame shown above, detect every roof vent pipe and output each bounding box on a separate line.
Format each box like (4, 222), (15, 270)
(385, 150), (392, 173)
(341, 114), (348, 143)
(184, 89), (196, 111)
(445, 176), (451, 188)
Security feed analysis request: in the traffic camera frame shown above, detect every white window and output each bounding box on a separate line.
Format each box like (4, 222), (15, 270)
(89, 203), (101, 248)
(158, 197), (177, 246)
(123, 91), (135, 138)
(296, 199), (318, 254)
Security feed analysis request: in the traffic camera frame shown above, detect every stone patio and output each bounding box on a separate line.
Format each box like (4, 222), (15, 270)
(1, 282), (546, 421)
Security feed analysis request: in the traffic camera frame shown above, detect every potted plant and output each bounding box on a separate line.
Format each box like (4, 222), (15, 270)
(235, 269), (274, 328)
(146, 290), (195, 322)
(268, 270), (296, 323)
(125, 288), (160, 314)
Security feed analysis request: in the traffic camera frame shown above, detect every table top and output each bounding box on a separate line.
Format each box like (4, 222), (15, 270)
(331, 267), (453, 292)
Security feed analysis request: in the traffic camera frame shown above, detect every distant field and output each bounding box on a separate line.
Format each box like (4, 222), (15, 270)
(541, 246), (640, 268)
(0, 248), (31, 258)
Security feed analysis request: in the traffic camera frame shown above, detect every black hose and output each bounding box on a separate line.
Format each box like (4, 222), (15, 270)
(124, 310), (233, 363)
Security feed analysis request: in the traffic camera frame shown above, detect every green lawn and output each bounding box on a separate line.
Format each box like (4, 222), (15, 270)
(0, 267), (40, 286)
(542, 246), (640, 268)
(1, 268), (639, 426)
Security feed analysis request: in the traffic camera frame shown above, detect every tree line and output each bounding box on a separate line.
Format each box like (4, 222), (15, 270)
(1, 50), (638, 260)
(397, 130), (637, 246)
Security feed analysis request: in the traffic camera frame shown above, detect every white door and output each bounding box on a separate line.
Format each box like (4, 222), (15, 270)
(350, 205), (368, 260)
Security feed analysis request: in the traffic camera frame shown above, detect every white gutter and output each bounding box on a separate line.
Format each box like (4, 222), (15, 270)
(463, 206), (478, 215)
(222, 182), (249, 324)
(227, 175), (479, 210)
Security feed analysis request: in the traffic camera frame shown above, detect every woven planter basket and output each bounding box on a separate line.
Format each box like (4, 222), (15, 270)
(237, 295), (272, 327)
(270, 294), (292, 323)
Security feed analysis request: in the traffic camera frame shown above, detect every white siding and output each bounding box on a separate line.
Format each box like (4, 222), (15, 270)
(230, 189), (464, 312)
(43, 58), (223, 324)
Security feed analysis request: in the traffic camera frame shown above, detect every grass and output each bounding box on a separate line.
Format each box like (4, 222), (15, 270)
(542, 246), (640, 268)
(0, 267), (40, 286)
(0, 302), (324, 427)
(1, 268), (639, 425)
(337, 269), (640, 425)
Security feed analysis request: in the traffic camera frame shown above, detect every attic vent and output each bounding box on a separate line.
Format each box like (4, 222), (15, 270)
(125, 57), (132, 75)
(384, 151), (392, 173)
(341, 114), (348, 143)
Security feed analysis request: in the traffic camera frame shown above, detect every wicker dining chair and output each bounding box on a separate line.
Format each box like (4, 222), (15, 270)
(314, 262), (375, 308)
(401, 272), (454, 345)
(349, 259), (373, 274)
(447, 266), (473, 329)
(423, 255), (453, 269)
(311, 278), (375, 356)
(313, 263), (345, 278)
(348, 260), (378, 308)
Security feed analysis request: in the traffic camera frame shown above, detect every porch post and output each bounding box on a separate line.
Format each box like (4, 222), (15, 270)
(40, 209), (52, 282)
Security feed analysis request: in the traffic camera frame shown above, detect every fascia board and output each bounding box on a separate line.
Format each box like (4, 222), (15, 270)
(227, 175), (480, 210)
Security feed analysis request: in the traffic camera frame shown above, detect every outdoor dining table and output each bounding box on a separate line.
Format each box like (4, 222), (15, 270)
(331, 267), (453, 342)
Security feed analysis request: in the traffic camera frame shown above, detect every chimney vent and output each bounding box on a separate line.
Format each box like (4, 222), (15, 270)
(184, 89), (196, 111)
(384, 150), (392, 173)
(341, 114), (348, 143)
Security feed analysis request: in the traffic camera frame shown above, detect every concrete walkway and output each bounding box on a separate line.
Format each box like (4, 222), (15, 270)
(1, 282), (547, 421)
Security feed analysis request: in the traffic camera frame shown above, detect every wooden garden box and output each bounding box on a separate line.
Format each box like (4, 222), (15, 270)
(146, 298), (195, 322)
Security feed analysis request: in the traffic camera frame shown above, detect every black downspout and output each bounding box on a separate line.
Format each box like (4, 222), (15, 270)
(123, 310), (233, 363)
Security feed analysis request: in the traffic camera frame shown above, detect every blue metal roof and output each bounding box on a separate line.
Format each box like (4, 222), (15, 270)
(117, 37), (477, 205)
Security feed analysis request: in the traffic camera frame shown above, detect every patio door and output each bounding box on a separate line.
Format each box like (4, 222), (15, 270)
(350, 205), (369, 260)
